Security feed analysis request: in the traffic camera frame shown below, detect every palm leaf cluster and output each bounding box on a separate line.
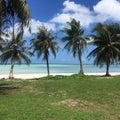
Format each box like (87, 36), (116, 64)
(1, 33), (30, 64)
(0, 0), (31, 35)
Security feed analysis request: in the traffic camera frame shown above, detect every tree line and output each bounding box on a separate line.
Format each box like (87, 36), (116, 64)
(0, 0), (120, 79)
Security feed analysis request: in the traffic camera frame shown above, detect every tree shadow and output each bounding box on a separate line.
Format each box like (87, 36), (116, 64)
(0, 83), (19, 95)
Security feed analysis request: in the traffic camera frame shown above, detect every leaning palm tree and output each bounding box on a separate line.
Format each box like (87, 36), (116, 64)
(0, 32), (31, 79)
(31, 26), (60, 76)
(87, 23), (120, 76)
(61, 19), (88, 74)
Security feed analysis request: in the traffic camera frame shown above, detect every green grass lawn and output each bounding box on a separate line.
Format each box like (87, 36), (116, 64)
(0, 75), (120, 120)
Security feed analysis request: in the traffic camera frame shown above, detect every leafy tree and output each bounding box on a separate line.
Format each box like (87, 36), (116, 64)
(31, 26), (60, 76)
(88, 23), (120, 76)
(61, 19), (88, 74)
(0, 32), (31, 79)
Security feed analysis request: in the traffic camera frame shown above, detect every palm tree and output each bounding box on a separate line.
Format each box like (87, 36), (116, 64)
(31, 26), (60, 76)
(61, 19), (88, 74)
(0, 32), (31, 79)
(87, 23), (120, 76)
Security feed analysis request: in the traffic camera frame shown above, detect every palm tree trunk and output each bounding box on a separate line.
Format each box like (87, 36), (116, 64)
(78, 43), (84, 74)
(12, 15), (15, 39)
(106, 59), (110, 76)
(9, 60), (15, 79)
(79, 53), (84, 74)
(46, 55), (50, 76)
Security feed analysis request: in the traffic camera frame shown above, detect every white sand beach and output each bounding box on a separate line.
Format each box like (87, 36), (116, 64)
(0, 72), (119, 79)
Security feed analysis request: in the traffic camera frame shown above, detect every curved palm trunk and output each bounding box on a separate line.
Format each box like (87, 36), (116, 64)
(9, 60), (15, 79)
(46, 55), (50, 76)
(78, 43), (84, 74)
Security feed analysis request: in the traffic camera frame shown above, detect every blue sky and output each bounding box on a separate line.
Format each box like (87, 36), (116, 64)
(24, 0), (120, 64)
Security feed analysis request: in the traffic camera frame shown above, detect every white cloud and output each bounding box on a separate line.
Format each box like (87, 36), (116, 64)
(50, 0), (94, 27)
(93, 0), (120, 21)
(50, 0), (120, 28)
(62, 0), (91, 14)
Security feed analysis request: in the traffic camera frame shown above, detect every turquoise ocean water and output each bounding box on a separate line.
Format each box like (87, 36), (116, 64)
(0, 64), (119, 75)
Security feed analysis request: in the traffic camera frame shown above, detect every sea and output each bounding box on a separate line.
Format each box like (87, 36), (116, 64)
(0, 64), (120, 75)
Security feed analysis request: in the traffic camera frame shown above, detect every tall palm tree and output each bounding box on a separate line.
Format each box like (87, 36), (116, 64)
(87, 23), (120, 76)
(0, 32), (31, 79)
(61, 19), (88, 74)
(31, 26), (60, 76)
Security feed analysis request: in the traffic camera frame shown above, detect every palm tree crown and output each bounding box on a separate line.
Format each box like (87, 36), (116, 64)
(31, 26), (60, 76)
(0, 32), (31, 78)
(0, 0), (31, 35)
(8, 0), (31, 37)
(61, 18), (88, 74)
(88, 23), (120, 76)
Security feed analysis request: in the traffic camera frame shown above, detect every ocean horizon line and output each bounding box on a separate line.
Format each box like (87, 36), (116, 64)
(0, 63), (120, 65)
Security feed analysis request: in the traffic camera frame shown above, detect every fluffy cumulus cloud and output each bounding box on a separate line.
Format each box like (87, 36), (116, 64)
(50, 0), (120, 28)
(93, 0), (120, 21)
(50, 0), (94, 27)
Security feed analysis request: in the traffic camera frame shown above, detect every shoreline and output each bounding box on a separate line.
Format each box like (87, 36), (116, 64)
(0, 72), (120, 79)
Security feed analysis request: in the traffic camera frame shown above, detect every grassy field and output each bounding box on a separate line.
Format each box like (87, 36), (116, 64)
(0, 75), (120, 120)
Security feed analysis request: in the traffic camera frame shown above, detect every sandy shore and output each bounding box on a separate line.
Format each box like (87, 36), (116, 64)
(0, 72), (119, 79)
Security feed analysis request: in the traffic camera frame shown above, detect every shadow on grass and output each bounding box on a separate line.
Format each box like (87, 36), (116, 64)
(0, 83), (19, 95)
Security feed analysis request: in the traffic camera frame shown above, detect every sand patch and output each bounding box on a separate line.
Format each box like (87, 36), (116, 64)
(21, 86), (44, 94)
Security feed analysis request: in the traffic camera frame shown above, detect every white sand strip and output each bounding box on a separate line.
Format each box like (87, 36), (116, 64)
(0, 73), (73, 79)
(0, 72), (119, 79)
